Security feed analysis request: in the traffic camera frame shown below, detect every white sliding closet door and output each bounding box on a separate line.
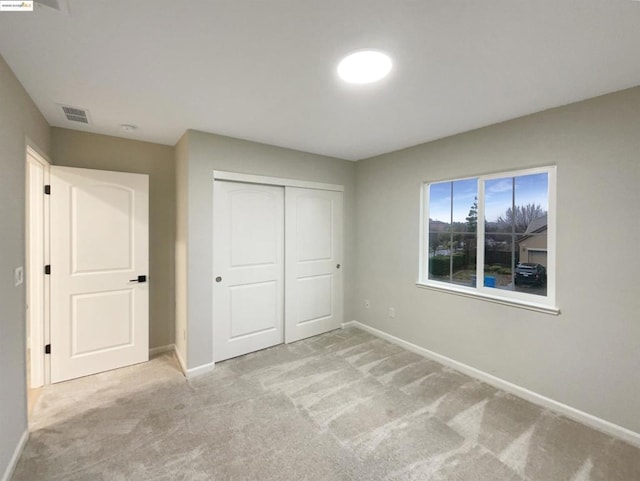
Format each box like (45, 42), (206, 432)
(285, 187), (343, 343)
(213, 181), (285, 362)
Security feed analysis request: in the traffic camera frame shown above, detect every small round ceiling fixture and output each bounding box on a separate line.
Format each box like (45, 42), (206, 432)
(337, 50), (392, 84)
(120, 124), (138, 132)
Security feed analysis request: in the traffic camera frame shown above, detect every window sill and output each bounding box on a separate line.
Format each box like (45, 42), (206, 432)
(415, 282), (560, 315)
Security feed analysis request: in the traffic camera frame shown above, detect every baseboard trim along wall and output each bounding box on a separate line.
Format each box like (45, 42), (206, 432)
(2, 430), (28, 481)
(172, 345), (188, 375)
(344, 320), (640, 448)
(150, 344), (207, 378)
(185, 361), (215, 378)
(149, 344), (175, 357)
(169, 345), (216, 378)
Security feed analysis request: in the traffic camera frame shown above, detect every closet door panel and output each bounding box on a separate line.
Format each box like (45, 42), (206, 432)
(213, 181), (284, 362)
(285, 187), (343, 343)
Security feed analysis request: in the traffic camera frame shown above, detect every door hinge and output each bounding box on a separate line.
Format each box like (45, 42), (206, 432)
(44, 265), (51, 275)
(45, 344), (51, 354)
(44, 185), (51, 195)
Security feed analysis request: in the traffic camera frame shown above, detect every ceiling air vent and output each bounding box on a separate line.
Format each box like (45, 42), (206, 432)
(59, 105), (90, 124)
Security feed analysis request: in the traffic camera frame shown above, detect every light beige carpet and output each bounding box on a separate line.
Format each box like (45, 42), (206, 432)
(13, 327), (640, 480)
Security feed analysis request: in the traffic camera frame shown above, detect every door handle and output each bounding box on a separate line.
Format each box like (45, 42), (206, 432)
(215, 276), (222, 283)
(129, 275), (147, 283)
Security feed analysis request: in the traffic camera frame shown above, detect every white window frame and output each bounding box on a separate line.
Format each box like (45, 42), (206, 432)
(418, 166), (558, 314)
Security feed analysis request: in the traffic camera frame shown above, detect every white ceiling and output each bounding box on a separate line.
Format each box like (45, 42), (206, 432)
(1, 1), (639, 161)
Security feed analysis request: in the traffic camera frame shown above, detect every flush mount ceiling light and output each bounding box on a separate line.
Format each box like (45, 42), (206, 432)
(120, 124), (138, 132)
(337, 50), (392, 84)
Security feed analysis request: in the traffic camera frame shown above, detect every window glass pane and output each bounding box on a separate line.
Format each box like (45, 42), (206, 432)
(484, 233), (516, 290)
(514, 173), (548, 233)
(428, 180), (477, 285)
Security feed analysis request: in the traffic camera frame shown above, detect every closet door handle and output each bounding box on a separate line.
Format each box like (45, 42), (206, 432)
(215, 276), (223, 283)
(336, 264), (341, 269)
(129, 275), (147, 283)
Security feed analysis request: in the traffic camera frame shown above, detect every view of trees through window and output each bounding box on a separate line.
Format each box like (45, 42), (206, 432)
(427, 172), (549, 297)
(428, 178), (478, 286)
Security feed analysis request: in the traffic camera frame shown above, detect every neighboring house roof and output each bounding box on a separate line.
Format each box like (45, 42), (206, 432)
(525, 214), (547, 234)
(519, 214), (547, 242)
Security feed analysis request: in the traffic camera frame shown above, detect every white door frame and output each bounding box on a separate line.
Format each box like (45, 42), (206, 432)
(213, 171), (344, 193)
(212, 170), (344, 361)
(25, 143), (51, 388)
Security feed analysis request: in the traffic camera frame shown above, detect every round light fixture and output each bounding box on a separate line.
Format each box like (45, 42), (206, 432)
(337, 50), (392, 84)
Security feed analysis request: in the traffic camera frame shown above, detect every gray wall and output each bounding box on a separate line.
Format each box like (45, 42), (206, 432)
(354, 87), (640, 433)
(0, 55), (50, 477)
(182, 130), (356, 368)
(51, 128), (176, 349)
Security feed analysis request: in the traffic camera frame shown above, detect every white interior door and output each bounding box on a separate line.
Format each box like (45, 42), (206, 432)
(213, 181), (284, 362)
(50, 166), (149, 383)
(285, 187), (343, 343)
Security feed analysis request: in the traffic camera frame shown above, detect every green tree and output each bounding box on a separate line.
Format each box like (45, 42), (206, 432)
(466, 197), (478, 232)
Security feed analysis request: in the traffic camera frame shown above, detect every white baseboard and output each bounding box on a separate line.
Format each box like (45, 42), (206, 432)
(149, 344), (175, 357)
(349, 320), (640, 448)
(173, 346), (187, 375)
(186, 361), (215, 378)
(2, 429), (28, 481)
(170, 346), (215, 378)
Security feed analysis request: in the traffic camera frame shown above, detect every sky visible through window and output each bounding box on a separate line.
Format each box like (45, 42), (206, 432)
(429, 173), (548, 223)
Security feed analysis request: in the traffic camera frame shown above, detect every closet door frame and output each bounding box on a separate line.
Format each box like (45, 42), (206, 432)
(212, 171), (344, 358)
(214, 171), (343, 194)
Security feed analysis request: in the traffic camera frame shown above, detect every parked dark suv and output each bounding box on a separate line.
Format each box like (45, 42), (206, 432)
(514, 263), (547, 286)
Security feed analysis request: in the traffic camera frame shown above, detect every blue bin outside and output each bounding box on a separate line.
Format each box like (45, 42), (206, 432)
(470, 275), (497, 288)
(484, 275), (496, 288)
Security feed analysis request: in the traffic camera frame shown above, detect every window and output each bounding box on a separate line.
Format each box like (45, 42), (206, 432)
(419, 166), (556, 310)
